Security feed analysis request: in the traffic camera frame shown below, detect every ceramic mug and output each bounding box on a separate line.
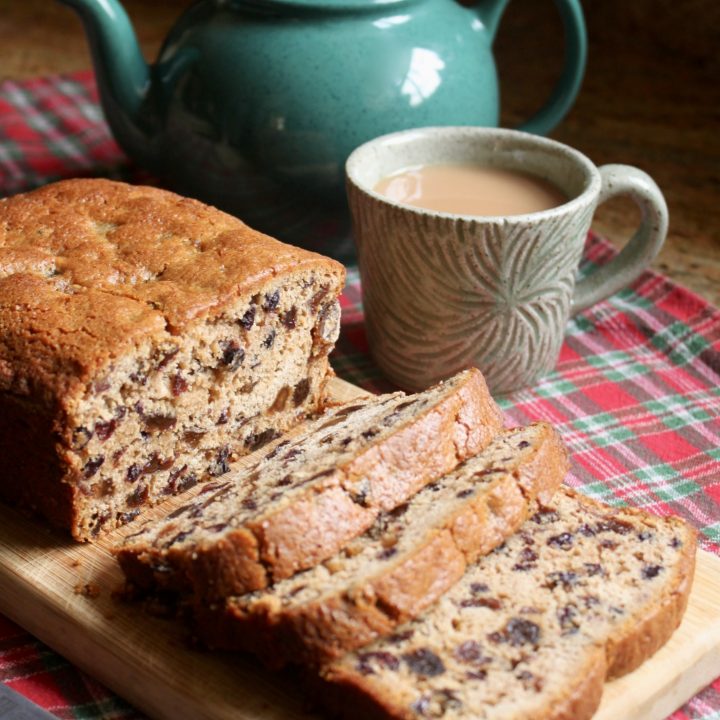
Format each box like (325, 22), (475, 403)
(346, 127), (668, 393)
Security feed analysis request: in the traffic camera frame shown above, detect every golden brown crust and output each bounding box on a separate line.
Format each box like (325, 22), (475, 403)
(0, 394), (75, 529)
(195, 527), (469, 669)
(340, 369), (502, 514)
(184, 528), (270, 600)
(0, 178), (343, 404)
(604, 518), (697, 679)
(313, 665), (417, 720)
(543, 649), (607, 720)
(161, 369), (503, 601)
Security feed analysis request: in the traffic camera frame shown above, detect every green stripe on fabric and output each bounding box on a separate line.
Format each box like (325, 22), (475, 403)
(0, 142), (24, 161)
(633, 464), (680, 484)
(615, 288), (654, 310)
(570, 415), (635, 445)
(531, 378), (578, 398)
(584, 350), (634, 367)
(579, 351), (659, 384)
(650, 322), (711, 365)
(701, 522), (720, 546)
(652, 480), (702, 502)
(10, 83), (100, 164)
(567, 314), (595, 334)
(576, 481), (626, 504)
(644, 396), (716, 427)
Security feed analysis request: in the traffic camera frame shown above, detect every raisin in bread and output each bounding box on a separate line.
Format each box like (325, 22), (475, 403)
(319, 487), (696, 720)
(195, 423), (568, 668)
(116, 368), (502, 600)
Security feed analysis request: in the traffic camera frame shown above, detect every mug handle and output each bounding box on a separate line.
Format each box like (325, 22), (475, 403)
(572, 164), (669, 315)
(516, 0), (587, 135)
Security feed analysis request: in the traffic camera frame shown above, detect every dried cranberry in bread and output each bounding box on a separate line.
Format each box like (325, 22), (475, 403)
(0, 179), (345, 540)
(116, 368), (502, 599)
(320, 487), (696, 720)
(195, 423), (568, 668)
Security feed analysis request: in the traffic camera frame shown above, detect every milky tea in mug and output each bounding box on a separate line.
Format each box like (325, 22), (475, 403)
(347, 127), (669, 393)
(374, 164), (567, 216)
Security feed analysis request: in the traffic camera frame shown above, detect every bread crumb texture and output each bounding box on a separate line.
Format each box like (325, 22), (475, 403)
(0, 179), (345, 539)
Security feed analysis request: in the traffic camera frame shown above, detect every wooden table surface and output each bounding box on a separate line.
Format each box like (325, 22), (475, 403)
(1, 0), (718, 305)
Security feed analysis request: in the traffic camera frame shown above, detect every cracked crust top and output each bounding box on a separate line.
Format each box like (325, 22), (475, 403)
(0, 179), (344, 404)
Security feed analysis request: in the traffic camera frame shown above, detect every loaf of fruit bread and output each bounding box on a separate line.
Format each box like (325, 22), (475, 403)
(0, 179), (346, 541)
(319, 487), (696, 720)
(195, 422), (568, 668)
(115, 368), (502, 600)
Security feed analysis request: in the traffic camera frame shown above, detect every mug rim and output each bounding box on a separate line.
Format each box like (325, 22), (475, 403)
(345, 126), (601, 222)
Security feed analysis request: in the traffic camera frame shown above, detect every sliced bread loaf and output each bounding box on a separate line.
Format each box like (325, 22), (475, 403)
(115, 368), (502, 600)
(319, 487), (696, 720)
(195, 422), (568, 668)
(0, 179), (346, 540)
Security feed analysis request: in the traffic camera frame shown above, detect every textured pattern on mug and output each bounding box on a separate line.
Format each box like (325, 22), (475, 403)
(353, 193), (595, 392)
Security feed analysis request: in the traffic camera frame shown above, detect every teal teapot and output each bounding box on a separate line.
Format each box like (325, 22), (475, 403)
(60, 0), (586, 260)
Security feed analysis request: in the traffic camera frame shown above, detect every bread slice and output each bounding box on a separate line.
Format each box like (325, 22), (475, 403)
(115, 368), (502, 600)
(319, 487), (696, 720)
(195, 423), (568, 668)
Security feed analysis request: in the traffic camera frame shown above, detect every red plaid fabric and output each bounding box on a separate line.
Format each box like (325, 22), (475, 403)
(1, 71), (718, 720)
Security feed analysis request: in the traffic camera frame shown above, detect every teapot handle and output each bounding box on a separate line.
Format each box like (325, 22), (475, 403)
(479, 0), (587, 135)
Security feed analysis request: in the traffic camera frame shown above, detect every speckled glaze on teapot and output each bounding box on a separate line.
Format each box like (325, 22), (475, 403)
(60, 0), (587, 260)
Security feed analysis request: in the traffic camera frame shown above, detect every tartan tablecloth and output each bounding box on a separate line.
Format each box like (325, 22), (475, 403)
(1, 71), (719, 720)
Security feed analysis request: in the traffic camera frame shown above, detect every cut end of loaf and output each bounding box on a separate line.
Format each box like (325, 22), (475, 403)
(61, 270), (342, 540)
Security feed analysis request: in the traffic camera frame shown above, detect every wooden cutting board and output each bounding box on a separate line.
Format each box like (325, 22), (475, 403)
(0, 376), (718, 720)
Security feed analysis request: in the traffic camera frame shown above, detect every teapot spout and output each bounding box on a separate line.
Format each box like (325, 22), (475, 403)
(58, 0), (158, 164)
(473, 0), (511, 42)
